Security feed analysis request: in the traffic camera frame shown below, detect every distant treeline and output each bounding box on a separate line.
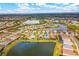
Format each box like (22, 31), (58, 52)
(0, 13), (79, 18)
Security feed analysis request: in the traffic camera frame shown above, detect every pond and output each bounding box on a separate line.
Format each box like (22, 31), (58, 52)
(7, 42), (56, 56)
(51, 24), (67, 32)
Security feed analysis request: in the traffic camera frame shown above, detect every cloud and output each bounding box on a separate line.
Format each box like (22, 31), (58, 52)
(0, 6), (2, 9)
(10, 3), (32, 14)
(17, 3), (29, 9)
(38, 3), (79, 13)
(61, 3), (79, 12)
(0, 3), (31, 14)
(29, 3), (76, 13)
(0, 3), (79, 14)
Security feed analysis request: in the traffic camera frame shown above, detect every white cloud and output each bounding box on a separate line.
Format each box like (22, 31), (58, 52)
(17, 3), (29, 9)
(36, 3), (46, 6)
(0, 3), (32, 14)
(62, 3), (79, 12)
(41, 3), (79, 13)
(0, 0), (79, 3)
(0, 3), (79, 14)
(0, 6), (2, 9)
(12, 3), (32, 13)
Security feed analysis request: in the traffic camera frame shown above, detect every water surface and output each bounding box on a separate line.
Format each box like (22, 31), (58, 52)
(7, 42), (56, 56)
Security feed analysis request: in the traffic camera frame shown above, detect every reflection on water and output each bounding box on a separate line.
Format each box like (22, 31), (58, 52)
(7, 42), (56, 56)
(51, 24), (67, 32)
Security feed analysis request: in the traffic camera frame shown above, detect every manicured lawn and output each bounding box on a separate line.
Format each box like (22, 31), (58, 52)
(50, 25), (59, 28)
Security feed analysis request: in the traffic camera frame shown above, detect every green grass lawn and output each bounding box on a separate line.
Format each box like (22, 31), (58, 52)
(50, 25), (60, 28)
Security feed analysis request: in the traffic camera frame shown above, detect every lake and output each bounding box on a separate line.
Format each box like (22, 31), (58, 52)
(7, 42), (56, 56)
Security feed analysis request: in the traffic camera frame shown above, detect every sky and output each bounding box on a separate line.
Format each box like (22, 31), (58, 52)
(0, 3), (79, 14)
